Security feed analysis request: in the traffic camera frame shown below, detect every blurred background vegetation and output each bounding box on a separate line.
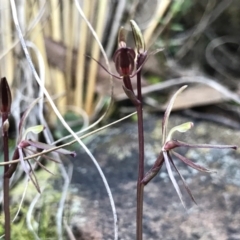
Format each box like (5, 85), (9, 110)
(1, 0), (240, 127)
(0, 0), (240, 238)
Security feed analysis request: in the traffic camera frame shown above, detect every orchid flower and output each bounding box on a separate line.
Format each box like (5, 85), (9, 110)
(5, 98), (76, 193)
(142, 85), (237, 208)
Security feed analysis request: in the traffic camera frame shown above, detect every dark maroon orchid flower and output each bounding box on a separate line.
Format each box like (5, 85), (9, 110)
(113, 46), (136, 77)
(90, 25), (147, 100)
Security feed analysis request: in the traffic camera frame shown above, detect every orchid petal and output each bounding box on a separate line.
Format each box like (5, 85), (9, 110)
(26, 160), (41, 193)
(18, 148), (40, 193)
(34, 159), (55, 176)
(162, 86), (188, 144)
(173, 140), (237, 150)
(172, 151), (215, 173)
(18, 148), (30, 175)
(18, 97), (41, 142)
(168, 152), (197, 205)
(23, 125), (45, 140)
(163, 151), (186, 208)
(166, 122), (193, 142)
(87, 55), (122, 79)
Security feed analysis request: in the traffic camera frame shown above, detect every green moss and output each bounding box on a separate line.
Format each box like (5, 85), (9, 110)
(0, 163), (65, 239)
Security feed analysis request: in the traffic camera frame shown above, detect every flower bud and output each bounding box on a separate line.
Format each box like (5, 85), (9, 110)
(0, 77), (12, 114)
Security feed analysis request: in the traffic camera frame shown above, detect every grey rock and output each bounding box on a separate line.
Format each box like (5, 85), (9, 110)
(69, 114), (240, 240)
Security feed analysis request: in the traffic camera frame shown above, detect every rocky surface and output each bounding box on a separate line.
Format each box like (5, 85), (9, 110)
(68, 113), (240, 240)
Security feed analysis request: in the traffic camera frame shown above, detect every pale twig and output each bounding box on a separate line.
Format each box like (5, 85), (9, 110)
(57, 162), (73, 240)
(64, 220), (77, 240)
(26, 192), (41, 240)
(52, 110), (135, 145)
(206, 36), (239, 81)
(12, 179), (29, 223)
(63, 105), (89, 131)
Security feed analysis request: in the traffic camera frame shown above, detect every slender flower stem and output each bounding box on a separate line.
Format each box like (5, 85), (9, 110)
(136, 104), (144, 240)
(136, 54), (145, 240)
(2, 113), (11, 240)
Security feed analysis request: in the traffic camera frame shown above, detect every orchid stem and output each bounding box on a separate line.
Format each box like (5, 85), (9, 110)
(136, 103), (144, 240)
(136, 54), (145, 240)
(2, 113), (11, 240)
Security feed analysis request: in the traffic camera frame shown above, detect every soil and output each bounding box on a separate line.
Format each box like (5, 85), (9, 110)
(68, 113), (240, 240)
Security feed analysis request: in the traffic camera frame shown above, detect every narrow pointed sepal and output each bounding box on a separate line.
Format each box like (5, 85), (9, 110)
(163, 151), (186, 209)
(173, 140), (237, 150)
(172, 151), (215, 173)
(167, 152), (197, 205)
